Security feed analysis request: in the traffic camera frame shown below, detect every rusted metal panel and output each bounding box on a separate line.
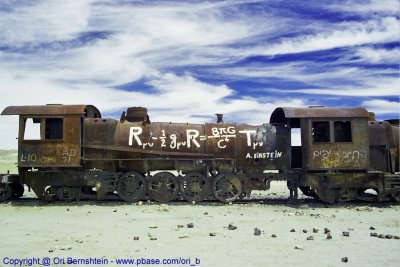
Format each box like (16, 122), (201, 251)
(204, 123), (236, 159)
(270, 107), (373, 124)
(369, 121), (399, 172)
(114, 122), (207, 155)
(236, 124), (290, 172)
(18, 116), (81, 167)
(1, 104), (101, 118)
(304, 118), (370, 170)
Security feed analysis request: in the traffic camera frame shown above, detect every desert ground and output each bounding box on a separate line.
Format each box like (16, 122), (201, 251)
(1, 150), (399, 267)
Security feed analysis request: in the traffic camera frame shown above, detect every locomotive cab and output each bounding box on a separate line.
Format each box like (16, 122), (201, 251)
(1, 104), (101, 199)
(272, 107), (372, 202)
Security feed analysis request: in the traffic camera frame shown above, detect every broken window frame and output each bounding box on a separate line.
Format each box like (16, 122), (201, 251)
(312, 121), (331, 143)
(22, 117), (64, 141)
(334, 121), (352, 143)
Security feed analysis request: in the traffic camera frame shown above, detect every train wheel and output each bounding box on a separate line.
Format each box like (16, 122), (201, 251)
(148, 172), (179, 203)
(12, 184), (24, 199)
(391, 189), (400, 202)
(0, 184), (14, 201)
(180, 172), (210, 202)
(212, 173), (242, 203)
(317, 188), (339, 204)
(299, 186), (318, 199)
(118, 172), (147, 203)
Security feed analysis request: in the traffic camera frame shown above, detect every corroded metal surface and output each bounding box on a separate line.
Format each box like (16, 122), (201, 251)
(0, 104), (399, 204)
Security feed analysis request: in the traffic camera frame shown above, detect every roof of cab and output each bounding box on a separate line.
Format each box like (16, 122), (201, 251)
(270, 107), (374, 124)
(1, 104), (101, 117)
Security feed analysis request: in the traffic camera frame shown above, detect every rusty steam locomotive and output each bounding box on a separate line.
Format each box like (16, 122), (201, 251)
(0, 104), (399, 203)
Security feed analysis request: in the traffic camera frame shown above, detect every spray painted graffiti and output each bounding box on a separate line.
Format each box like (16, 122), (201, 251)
(313, 149), (367, 168)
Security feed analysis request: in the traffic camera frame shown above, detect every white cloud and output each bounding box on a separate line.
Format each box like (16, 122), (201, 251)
(0, 1), (91, 47)
(0, 0), (398, 150)
(362, 99), (400, 115)
(330, 0), (400, 15)
(354, 47), (400, 64)
(253, 17), (399, 56)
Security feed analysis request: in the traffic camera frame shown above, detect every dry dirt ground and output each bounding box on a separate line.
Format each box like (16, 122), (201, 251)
(1, 152), (400, 267)
(1, 185), (399, 267)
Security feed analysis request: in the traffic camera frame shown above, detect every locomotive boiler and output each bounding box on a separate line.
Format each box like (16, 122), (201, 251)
(0, 104), (399, 204)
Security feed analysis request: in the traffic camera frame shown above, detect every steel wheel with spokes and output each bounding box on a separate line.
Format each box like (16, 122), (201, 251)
(181, 172), (210, 202)
(212, 173), (242, 203)
(148, 172), (179, 203)
(0, 184), (14, 201)
(118, 172), (147, 203)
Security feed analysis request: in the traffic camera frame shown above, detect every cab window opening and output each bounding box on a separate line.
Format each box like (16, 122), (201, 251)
(334, 121), (352, 142)
(312, 121), (330, 143)
(45, 118), (63, 140)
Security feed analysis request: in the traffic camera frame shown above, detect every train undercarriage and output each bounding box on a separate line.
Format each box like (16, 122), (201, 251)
(1, 166), (399, 204)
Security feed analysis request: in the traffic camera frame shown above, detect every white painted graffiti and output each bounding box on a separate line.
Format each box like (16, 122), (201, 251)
(246, 151), (283, 159)
(313, 149), (367, 168)
(128, 126), (281, 160)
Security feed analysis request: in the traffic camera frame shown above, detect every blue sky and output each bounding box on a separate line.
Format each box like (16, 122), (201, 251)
(0, 0), (399, 149)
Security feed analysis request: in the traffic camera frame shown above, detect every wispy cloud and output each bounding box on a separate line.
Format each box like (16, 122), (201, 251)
(0, 0), (398, 149)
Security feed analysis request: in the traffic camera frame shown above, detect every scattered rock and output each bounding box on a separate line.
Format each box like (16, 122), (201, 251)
(271, 234), (277, 238)
(324, 228), (331, 234)
(191, 201), (196, 205)
(113, 209), (117, 213)
(150, 237), (157, 241)
(228, 202), (233, 205)
(298, 204), (309, 210)
(75, 240), (83, 243)
(385, 235), (393, 239)
(209, 233), (216, 237)
(307, 236), (314, 241)
(394, 236), (400, 240)
(370, 233), (378, 237)
(303, 229), (308, 233)
(254, 228), (262, 236)
(177, 225), (184, 228)
(327, 233), (332, 240)
(369, 226), (375, 230)
(203, 212), (208, 215)
(48, 249), (54, 253)
(179, 233), (189, 239)
(158, 204), (170, 212)
(138, 201), (143, 206)
(341, 257), (348, 263)
(133, 236), (139, 241)
(378, 234), (385, 239)
(295, 245), (303, 250)
(313, 228), (319, 233)
(66, 208), (70, 212)
(60, 245), (72, 251)
(228, 223), (237, 230)
(290, 229), (296, 232)
(342, 231), (350, 237)
(149, 225), (158, 229)
(187, 223), (194, 228)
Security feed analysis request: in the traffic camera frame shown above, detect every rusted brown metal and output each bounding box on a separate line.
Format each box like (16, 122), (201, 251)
(1, 104), (101, 117)
(270, 107), (372, 124)
(1, 104), (399, 204)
